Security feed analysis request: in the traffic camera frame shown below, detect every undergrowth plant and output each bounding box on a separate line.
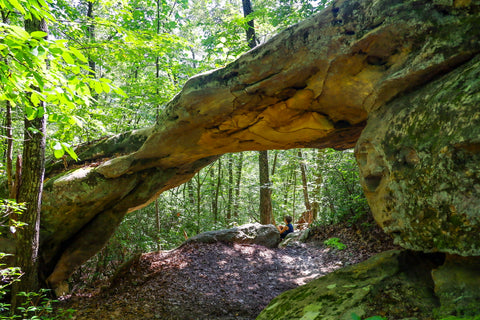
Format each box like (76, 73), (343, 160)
(0, 199), (75, 319)
(323, 237), (346, 250)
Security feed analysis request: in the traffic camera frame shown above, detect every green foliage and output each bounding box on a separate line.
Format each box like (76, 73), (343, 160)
(0, 0), (54, 21)
(0, 200), (75, 319)
(0, 288), (75, 319)
(323, 237), (346, 250)
(0, 200), (26, 235)
(8, 289), (75, 319)
(314, 149), (370, 226)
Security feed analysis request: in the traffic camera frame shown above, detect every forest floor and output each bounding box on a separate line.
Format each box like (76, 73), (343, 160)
(58, 218), (399, 320)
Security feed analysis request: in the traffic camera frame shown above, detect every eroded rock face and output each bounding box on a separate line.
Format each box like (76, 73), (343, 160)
(355, 55), (480, 256)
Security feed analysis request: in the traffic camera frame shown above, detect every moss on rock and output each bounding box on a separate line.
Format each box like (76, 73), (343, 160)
(257, 250), (447, 319)
(356, 55), (480, 256)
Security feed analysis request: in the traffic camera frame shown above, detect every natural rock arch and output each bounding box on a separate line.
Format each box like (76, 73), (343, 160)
(37, 0), (480, 289)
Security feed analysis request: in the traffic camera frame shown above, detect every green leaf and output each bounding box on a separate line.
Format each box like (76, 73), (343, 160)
(93, 81), (103, 94)
(30, 31), (47, 39)
(53, 147), (64, 159)
(7, 0), (26, 15)
(9, 25), (29, 40)
(63, 144), (78, 161)
(30, 92), (41, 106)
(25, 105), (36, 120)
(62, 51), (75, 64)
(69, 47), (88, 62)
(101, 82), (111, 93)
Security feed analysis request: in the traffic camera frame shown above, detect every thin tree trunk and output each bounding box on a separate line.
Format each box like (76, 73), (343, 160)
(291, 167), (297, 222)
(187, 180), (195, 207)
(259, 151), (272, 225)
(311, 149), (325, 221)
(2, 13), (14, 199)
(155, 198), (161, 251)
(155, 0), (161, 123)
(195, 175), (201, 234)
(242, 0), (257, 48)
(298, 150), (312, 223)
(233, 152), (243, 218)
(211, 158), (222, 225)
(271, 150), (278, 176)
(5, 101), (13, 197)
(226, 154), (233, 222)
(86, 0), (96, 76)
(242, 0), (272, 225)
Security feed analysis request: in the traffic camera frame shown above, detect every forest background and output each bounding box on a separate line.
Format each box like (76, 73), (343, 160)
(0, 0), (370, 296)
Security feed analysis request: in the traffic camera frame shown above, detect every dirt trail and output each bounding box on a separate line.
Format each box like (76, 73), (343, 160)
(60, 222), (397, 320)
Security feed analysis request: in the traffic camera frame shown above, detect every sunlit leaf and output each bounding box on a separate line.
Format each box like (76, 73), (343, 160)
(10, 25), (30, 40)
(25, 105), (36, 120)
(63, 144), (78, 161)
(93, 81), (103, 94)
(6, 0), (26, 15)
(62, 51), (75, 64)
(69, 47), (88, 62)
(53, 148), (64, 159)
(30, 31), (47, 39)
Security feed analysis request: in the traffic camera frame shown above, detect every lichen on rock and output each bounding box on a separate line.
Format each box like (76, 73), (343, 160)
(356, 55), (480, 256)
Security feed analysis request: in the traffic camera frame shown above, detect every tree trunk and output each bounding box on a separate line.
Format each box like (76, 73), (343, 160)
(311, 149), (325, 222)
(271, 150), (278, 176)
(291, 167), (297, 222)
(233, 152), (243, 218)
(11, 17), (48, 310)
(86, 0), (96, 76)
(226, 154), (233, 222)
(155, 198), (161, 251)
(212, 158), (222, 225)
(11, 14), (48, 310)
(242, 0), (272, 225)
(155, 0), (161, 123)
(259, 151), (272, 225)
(298, 150), (312, 223)
(195, 175), (201, 234)
(242, 0), (257, 49)
(5, 101), (13, 197)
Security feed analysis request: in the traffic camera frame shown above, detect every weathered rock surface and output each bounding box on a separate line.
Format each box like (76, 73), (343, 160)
(31, 0), (480, 288)
(183, 223), (280, 248)
(257, 250), (447, 320)
(356, 55), (480, 255)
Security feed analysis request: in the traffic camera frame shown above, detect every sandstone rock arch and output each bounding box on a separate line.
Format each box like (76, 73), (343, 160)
(38, 0), (480, 289)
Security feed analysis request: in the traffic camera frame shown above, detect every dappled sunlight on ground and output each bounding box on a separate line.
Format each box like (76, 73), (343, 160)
(61, 221), (398, 320)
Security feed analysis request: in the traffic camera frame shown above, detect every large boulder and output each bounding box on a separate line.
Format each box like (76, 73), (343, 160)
(183, 223), (280, 248)
(356, 55), (480, 256)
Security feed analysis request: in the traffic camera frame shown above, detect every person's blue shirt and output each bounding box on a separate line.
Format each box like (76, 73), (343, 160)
(281, 223), (294, 239)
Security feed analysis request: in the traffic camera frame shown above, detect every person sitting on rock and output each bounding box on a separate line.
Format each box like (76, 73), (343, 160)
(277, 215), (294, 239)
